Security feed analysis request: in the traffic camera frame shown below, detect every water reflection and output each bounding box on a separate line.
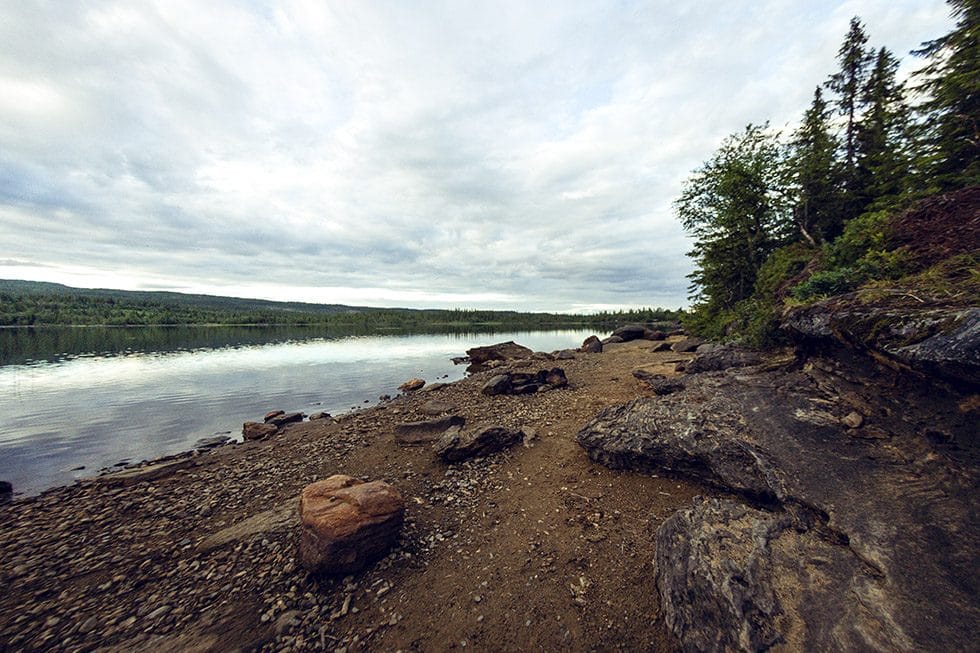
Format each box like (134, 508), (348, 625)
(0, 327), (594, 496)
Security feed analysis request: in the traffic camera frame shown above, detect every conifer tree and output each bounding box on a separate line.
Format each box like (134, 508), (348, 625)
(827, 17), (874, 221)
(855, 47), (911, 209)
(912, 0), (979, 190)
(791, 86), (841, 243)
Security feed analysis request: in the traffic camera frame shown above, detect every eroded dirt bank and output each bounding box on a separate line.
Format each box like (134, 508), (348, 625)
(0, 340), (704, 652)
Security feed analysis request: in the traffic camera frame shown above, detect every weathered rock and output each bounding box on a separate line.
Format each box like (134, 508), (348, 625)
(581, 335), (603, 353)
(481, 374), (512, 396)
(420, 382), (447, 393)
(785, 298), (980, 389)
(268, 412), (304, 427)
(243, 422), (279, 441)
(482, 368), (568, 396)
(195, 435), (232, 450)
(399, 378), (426, 392)
(465, 341), (533, 371)
(394, 415), (465, 445)
(657, 496), (870, 653)
(631, 369), (686, 395)
(97, 458), (199, 487)
(612, 324), (665, 342)
(685, 345), (763, 373)
(419, 400), (456, 416)
(601, 335), (625, 345)
(554, 349), (577, 360)
(578, 361), (979, 652)
(670, 337), (705, 352)
(651, 342), (672, 352)
(297, 475), (405, 575)
(200, 502), (295, 551)
(263, 410), (285, 423)
(435, 424), (524, 463)
(309, 411), (332, 421)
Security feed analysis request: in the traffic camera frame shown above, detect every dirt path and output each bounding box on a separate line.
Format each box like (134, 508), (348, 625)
(0, 340), (705, 652)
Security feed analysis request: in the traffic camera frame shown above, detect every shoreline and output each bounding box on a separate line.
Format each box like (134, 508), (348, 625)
(0, 339), (699, 651)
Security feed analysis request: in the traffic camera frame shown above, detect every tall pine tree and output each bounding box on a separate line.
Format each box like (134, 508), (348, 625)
(855, 47), (911, 209)
(827, 17), (874, 223)
(912, 0), (979, 190)
(791, 86), (841, 243)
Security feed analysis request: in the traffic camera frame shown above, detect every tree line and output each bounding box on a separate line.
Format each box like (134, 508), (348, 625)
(675, 1), (978, 342)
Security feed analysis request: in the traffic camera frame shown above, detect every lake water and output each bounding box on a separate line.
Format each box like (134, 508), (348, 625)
(0, 326), (595, 497)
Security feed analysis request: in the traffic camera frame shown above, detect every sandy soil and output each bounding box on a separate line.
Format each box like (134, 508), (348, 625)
(0, 339), (707, 652)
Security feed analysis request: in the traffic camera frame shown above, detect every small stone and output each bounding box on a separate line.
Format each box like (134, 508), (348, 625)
(399, 378), (425, 392)
(842, 411), (864, 429)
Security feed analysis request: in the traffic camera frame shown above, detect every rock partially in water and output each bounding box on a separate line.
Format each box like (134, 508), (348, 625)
(195, 435), (232, 450)
(399, 378), (426, 392)
(297, 475), (405, 576)
(267, 412), (304, 428)
(243, 422), (278, 441)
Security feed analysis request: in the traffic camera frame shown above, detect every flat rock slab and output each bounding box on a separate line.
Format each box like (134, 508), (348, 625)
(435, 424), (524, 463)
(97, 458), (198, 487)
(199, 502), (296, 551)
(578, 360), (979, 651)
(394, 415), (465, 445)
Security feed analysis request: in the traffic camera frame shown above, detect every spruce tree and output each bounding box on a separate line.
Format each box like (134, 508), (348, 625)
(827, 17), (874, 221)
(912, 0), (979, 190)
(855, 47), (911, 209)
(791, 86), (842, 243)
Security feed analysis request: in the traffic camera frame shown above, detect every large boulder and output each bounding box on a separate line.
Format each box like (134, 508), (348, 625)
(297, 475), (405, 575)
(435, 424), (524, 463)
(394, 415), (465, 445)
(465, 341), (533, 371)
(670, 336), (705, 352)
(612, 324), (666, 342)
(580, 336), (603, 353)
(578, 359), (978, 651)
(243, 422), (278, 441)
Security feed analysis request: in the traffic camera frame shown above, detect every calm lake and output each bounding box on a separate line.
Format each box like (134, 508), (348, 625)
(0, 326), (595, 497)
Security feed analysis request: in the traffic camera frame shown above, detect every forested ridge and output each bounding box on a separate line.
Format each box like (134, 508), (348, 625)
(676, 1), (978, 344)
(0, 279), (680, 330)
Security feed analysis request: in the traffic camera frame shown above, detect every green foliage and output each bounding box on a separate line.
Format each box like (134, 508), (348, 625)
(790, 87), (843, 242)
(912, 0), (980, 191)
(676, 124), (792, 311)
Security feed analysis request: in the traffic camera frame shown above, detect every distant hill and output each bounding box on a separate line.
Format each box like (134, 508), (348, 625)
(0, 279), (682, 328)
(0, 279), (376, 316)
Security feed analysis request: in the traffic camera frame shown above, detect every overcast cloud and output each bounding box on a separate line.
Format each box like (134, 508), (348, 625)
(0, 1), (953, 311)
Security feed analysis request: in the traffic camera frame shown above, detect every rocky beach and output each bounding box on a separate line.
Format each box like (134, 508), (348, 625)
(1, 318), (977, 652)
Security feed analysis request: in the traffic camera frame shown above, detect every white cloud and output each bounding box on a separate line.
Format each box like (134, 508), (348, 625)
(0, 0), (954, 311)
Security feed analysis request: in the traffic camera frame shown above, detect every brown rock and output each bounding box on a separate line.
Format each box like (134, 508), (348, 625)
(841, 411), (864, 429)
(399, 378), (425, 392)
(466, 341), (533, 371)
(243, 422), (278, 441)
(264, 410), (285, 423)
(671, 337), (706, 353)
(297, 475), (405, 575)
(309, 411), (332, 421)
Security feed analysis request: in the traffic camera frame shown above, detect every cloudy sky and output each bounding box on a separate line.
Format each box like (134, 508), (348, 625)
(0, 1), (953, 312)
